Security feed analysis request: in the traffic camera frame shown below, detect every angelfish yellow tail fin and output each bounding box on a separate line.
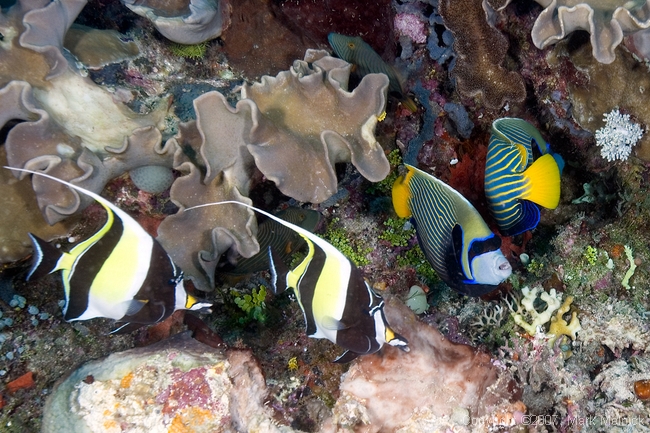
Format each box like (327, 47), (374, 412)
(392, 168), (414, 218)
(522, 153), (561, 209)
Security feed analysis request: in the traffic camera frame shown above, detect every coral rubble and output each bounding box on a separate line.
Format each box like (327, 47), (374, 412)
(325, 298), (524, 432)
(41, 332), (289, 433)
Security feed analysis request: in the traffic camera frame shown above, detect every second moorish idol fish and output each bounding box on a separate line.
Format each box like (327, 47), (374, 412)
(221, 207), (323, 276)
(5, 167), (211, 334)
(392, 164), (512, 296)
(328, 32), (418, 112)
(484, 118), (563, 236)
(186, 200), (410, 363)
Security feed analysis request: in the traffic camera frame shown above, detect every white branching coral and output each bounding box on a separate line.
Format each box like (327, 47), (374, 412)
(594, 108), (644, 162)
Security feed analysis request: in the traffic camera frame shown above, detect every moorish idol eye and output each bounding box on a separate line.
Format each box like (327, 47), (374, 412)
(5, 166), (212, 334)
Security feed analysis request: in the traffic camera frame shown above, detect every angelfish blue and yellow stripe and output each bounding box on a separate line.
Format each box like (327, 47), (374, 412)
(484, 118), (563, 236)
(392, 165), (512, 296)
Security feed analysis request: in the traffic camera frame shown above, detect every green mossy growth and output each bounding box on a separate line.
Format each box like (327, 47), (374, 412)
(322, 218), (371, 266)
(169, 42), (208, 59)
(367, 149), (402, 195)
(378, 217), (414, 247)
(397, 245), (439, 284)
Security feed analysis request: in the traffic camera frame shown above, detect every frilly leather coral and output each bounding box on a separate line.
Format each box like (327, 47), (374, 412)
(490, 0), (650, 64)
(121, 0), (232, 45)
(157, 92), (259, 291)
(241, 49), (391, 203)
(1, 1), (392, 292)
(532, 0), (650, 64)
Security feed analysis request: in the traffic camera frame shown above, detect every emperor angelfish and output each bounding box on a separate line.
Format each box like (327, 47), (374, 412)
(484, 118), (563, 236)
(6, 167), (211, 334)
(186, 201), (410, 363)
(328, 32), (417, 112)
(392, 164), (512, 296)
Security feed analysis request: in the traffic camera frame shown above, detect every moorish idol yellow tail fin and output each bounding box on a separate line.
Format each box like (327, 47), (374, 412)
(26, 233), (65, 281)
(391, 169), (415, 218)
(522, 153), (561, 209)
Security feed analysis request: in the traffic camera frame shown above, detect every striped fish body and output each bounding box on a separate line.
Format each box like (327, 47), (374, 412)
(328, 33), (417, 112)
(185, 201), (409, 362)
(11, 168), (211, 333)
(484, 118), (562, 236)
(223, 208), (322, 276)
(392, 165), (511, 296)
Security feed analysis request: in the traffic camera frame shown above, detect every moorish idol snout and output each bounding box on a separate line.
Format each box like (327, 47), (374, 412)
(392, 164), (512, 296)
(4, 167), (212, 334)
(484, 118), (563, 236)
(186, 201), (410, 363)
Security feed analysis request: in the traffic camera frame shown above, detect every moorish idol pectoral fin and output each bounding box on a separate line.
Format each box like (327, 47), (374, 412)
(26, 233), (64, 281)
(124, 299), (148, 316)
(500, 200), (541, 237)
(321, 315), (351, 331)
(109, 321), (146, 335)
(268, 247), (290, 294)
(334, 350), (360, 364)
(391, 169), (415, 218)
(522, 153), (561, 209)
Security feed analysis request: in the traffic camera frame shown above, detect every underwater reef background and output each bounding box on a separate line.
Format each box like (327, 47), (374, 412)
(2, 0), (650, 431)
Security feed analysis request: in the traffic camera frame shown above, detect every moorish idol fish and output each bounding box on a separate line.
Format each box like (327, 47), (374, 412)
(484, 118), (563, 236)
(4, 167), (212, 334)
(392, 164), (512, 296)
(222, 208), (323, 276)
(328, 32), (418, 112)
(186, 201), (410, 363)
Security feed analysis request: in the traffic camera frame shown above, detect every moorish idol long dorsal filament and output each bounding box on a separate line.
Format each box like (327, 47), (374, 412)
(186, 201), (410, 363)
(484, 118), (563, 236)
(4, 167), (211, 334)
(392, 164), (512, 296)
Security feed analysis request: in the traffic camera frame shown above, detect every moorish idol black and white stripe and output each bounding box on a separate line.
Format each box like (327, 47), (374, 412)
(484, 118), (563, 236)
(392, 164), (512, 296)
(186, 201), (410, 363)
(222, 207), (323, 276)
(5, 167), (211, 334)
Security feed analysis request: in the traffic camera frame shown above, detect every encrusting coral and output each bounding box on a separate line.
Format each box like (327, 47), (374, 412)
(438, 0), (526, 110)
(324, 298), (525, 431)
